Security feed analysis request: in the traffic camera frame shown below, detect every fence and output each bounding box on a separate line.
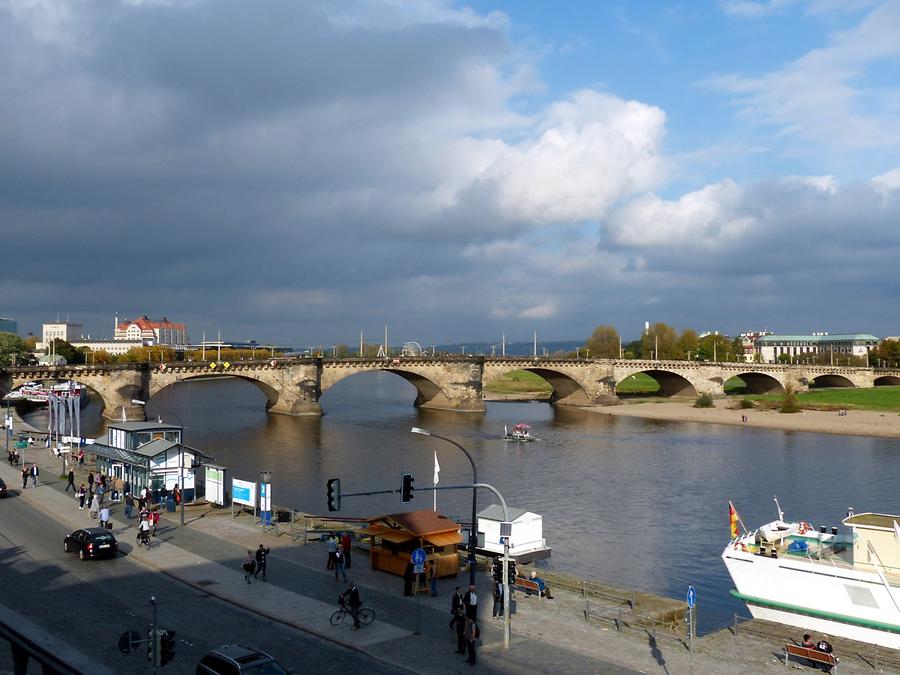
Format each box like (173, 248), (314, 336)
(584, 600), (687, 647)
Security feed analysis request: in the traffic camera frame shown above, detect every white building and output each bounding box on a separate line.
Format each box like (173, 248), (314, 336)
(39, 321), (83, 349)
(755, 333), (879, 363)
(476, 504), (551, 563)
(115, 315), (188, 347)
(70, 339), (144, 357)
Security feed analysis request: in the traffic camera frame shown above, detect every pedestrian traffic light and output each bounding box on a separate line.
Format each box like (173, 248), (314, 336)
(326, 478), (341, 512)
(401, 473), (415, 503)
(147, 629), (162, 666)
(492, 559), (502, 582)
(507, 560), (517, 581)
(160, 629), (176, 666)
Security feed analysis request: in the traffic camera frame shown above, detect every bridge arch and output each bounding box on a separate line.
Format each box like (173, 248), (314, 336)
(810, 374), (856, 388)
(150, 373), (283, 411)
(617, 369), (697, 398)
(728, 372), (785, 395)
(875, 375), (900, 386)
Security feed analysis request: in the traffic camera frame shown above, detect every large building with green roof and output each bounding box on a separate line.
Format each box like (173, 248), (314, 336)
(755, 333), (879, 363)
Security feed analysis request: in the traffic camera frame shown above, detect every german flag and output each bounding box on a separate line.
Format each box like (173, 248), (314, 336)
(729, 501), (742, 539)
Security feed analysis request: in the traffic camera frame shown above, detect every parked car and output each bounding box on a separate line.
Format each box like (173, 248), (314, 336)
(63, 527), (118, 560)
(0, 477), (7, 497)
(196, 645), (288, 674)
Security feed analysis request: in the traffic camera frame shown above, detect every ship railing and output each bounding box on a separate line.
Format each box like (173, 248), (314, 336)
(800, 550), (900, 581)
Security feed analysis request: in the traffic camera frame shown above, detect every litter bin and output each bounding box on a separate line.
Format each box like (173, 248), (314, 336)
(166, 497), (176, 512)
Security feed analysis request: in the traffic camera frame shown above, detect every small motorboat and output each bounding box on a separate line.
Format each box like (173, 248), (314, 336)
(503, 424), (538, 442)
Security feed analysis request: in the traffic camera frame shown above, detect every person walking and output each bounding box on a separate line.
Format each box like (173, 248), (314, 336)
(99, 506), (110, 529)
(151, 509), (160, 536)
(452, 606), (467, 654)
(65, 469), (75, 492)
(449, 586), (464, 629)
(254, 544), (270, 580)
(21, 466), (28, 489)
(124, 493), (135, 519)
(77, 448), (84, 465)
(87, 472), (94, 497)
(334, 546), (348, 582)
(344, 581), (361, 630)
(326, 535), (338, 570)
(242, 551), (256, 583)
(341, 531), (353, 568)
(138, 517), (151, 546)
(30, 463), (39, 486)
(463, 584), (478, 620)
(113, 476), (124, 502)
(89, 493), (100, 519)
(427, 560), (438, 596)
(77, 484), (86, 510)
(492, 579), (504, 618)
(465, 617), (478, 665)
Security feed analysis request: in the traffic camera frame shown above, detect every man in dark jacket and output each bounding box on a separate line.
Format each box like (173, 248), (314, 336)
(449, 586), (464, 628)
(254, 544), (270, 580)
(463, 585), (478, 620)
(343, 581), (361, 630)
(65, 469), (75, 492)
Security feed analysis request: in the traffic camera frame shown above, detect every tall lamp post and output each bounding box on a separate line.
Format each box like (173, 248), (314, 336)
(410, 427), (478, 587)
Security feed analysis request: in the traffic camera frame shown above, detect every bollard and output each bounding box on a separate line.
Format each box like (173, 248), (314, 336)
(630, 591), (636, 610)
(616, 608), (622, 632)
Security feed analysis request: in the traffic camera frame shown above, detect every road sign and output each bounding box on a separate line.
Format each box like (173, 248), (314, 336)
(687, 585), (696, 609)
(414, 563), (424, 574)
(411, 547), (426, 565)
(118, 630), (141, 654)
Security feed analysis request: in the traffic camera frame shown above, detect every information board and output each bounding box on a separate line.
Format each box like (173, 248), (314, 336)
(232, 478), (256, 507)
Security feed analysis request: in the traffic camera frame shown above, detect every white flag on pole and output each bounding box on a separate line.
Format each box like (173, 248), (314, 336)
(893, 520), (900, 544)
(433, 451), (441, 485)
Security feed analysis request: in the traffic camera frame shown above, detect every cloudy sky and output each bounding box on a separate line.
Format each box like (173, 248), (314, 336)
(2, 0), (899, 346)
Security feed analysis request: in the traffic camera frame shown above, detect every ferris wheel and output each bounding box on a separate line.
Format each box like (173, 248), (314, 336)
(401, 341), (425, 357)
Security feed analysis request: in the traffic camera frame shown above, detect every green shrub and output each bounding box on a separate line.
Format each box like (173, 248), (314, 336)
(780, 391), (802, 414)
(740, 398), (755, 409)
(694, 393), (715, 408)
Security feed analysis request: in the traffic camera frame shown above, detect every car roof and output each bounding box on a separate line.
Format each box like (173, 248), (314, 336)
(207, 644), (274, 662)
(82, 527), (112, 535)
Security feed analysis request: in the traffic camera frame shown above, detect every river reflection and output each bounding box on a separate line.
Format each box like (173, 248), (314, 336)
(26, 372), (900, 633)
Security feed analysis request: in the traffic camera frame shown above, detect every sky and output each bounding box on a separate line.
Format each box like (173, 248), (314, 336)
(1, 0), (899, 346)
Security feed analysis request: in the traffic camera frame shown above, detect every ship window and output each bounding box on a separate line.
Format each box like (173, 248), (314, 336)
(844, 584), (878, 609)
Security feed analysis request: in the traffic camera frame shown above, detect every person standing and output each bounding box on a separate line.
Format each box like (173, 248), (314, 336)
(242, 551), (255, 583)
(89, 493), (100, 519)
(341, 531), (353, 569)
(87, 472), (94, 497)
(254, 544), (270, 581)
(449, 586), (464, 629)
(345, 581), (361, 630)
(465, 617), (478, 665)
(99, 506), (110, 529)
(492, 579), (504, 618)
(334, 546), (348, 582)
(21, 466), (28, 489)
(30, 463), (39, 486)
(326, 535), (338, 570)
(463, 584), (478, 620)
(124, 493), (135, 519)
(114, 476), (124, 502)
(453, 606), (467, 654)
(151, 509), (160, 536)
(427, 560), (438, 596)
(65, 469), (75, 492)
(77, 485), (86, 510)
(78, 448), (84, 465)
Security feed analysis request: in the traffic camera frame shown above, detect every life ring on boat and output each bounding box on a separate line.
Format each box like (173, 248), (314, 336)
(798, 521), (811, 535)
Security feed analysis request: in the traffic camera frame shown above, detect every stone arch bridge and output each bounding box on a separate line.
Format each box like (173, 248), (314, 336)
(2, 357), (898, 420)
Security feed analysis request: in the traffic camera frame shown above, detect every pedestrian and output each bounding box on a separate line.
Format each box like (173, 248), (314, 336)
(99, 505), (110, 529)
(326, 534), (337, 570)
(114, 477), (124, 502)
(449, 586), (464, 629)
(138, 516), (151, 546)
(173, 484), (181, 506)
(344, 581), (361, 630)
(341, 531), (353, 568)
(77, 484), (86, 510)
(151, 509), (160, 536)
(403, 560), (414, 596)
(465, 617), (478, 665)
(492, 579), (504, 618)
(453, 606), (467, 654)
(89, 493), (100, 519)
(334, 546), (348, 582)
(124, 493), (135, 519)
(27, 435), (34, 447)
(137, 488), (145, 511)
(87, 471), (94, 496)
(65, 469), (75, 492)
(242, 551), (256, 583)
(21, 466), (28, 489)
(96, 483), (105, 505)
(78, 448), (84, 465)
(254, 544), (270, 580)
(463, 584), (478, 620)
(427, 560), (438, 596)
(30, 463), (39, 486)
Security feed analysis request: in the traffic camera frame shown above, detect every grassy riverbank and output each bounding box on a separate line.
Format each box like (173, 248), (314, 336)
(747, 385), (900, 412)
(484, 369), (552, 394)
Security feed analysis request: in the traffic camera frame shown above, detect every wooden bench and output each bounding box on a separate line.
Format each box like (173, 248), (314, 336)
(785, 644), (838, 672)
(513, 576), (543, 600)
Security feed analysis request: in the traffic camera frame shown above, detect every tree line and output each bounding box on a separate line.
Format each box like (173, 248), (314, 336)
(584, 323), (745, 361)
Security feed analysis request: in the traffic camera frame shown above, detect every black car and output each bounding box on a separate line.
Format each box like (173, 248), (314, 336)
(63, 528), (118, 560)
(0, 477), (7, 497)
(196, 645), (287, 674)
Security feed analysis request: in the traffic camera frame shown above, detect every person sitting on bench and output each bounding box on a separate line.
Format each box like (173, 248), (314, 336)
(530, 570), (554, 599)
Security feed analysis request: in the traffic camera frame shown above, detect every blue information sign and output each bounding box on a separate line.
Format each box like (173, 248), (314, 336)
(411, 547), (426, 565)
(687, 585), (696, 608)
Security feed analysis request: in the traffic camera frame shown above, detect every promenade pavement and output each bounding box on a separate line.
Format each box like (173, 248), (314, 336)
(3, 424), (897, 674)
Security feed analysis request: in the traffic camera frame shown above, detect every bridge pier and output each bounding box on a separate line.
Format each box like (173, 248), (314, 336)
(103, 403), (147, 422)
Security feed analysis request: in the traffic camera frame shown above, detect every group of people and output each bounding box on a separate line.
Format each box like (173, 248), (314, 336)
(802, 633), (834, 653)
(325, 532), (353, 582)
(449, 585), (480, 665)
(19, 463), (39, 488)
(242, 544), (271, 583)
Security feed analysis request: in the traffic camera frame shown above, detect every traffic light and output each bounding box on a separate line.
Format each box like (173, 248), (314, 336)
(160, 629), (176, 666)
(491, 559), (502, 582)
(401, 473), (415, 503)
(146, 630), (154, 662)
(147, 629), (162, 666)
(507, 560), (517, 581)
(326, 478), (341, 512)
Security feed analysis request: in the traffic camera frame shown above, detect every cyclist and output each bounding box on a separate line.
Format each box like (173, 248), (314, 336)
(339, 581), (361, 630)
(138, 517), (152, 547)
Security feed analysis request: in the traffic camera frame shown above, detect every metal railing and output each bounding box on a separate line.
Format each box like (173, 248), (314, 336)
(584, 601), (686, 647)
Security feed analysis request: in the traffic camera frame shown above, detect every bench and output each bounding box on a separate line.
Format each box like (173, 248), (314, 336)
(785, 644), (838, 673)
(513, 576), (543, 600)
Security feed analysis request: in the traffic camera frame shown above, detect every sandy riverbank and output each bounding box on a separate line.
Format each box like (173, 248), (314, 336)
(594, 399), (900, 439)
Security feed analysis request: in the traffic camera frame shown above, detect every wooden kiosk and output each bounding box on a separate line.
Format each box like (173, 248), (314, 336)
(360, 509), (462, 578)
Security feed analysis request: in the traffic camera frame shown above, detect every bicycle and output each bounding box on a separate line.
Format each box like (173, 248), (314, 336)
(330, 598), (375, 627)
(136, 529), (152, 550)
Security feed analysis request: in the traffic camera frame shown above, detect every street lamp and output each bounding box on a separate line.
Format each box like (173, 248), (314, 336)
(410, 427), (478, 587)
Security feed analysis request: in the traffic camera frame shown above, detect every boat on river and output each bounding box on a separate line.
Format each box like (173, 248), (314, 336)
(503, 424), (537, 442)
(723, 498), (900, 649)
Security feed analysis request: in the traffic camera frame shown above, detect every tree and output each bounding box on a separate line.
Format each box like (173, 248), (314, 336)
(52, 338), (84, 364)
(640, 323), (678, 359)
(586, 325), (620, 358)
(92, 349), (115, 364)
(677, 329), (699, 360)
(698, 334), (736, 362)
(0, 333), (29, 367)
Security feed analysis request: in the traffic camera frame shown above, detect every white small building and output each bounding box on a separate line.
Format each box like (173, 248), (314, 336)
(755, 333), (879, 363)
(477, 504), (551, 563)
(37, 321), (83, 350)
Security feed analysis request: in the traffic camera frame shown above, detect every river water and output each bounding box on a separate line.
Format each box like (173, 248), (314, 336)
(24, 373), (900, 633)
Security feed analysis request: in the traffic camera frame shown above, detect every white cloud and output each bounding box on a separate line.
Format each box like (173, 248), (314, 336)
(872, 167), (900, 192)
(720, 0), (800, 18)
(518, 303), (558, 319)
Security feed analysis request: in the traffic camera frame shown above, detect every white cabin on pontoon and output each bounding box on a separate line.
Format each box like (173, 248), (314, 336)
(477, 504), (551, 563)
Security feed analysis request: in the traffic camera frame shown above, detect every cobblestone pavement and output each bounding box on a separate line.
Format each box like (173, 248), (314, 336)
(4, 421), (898, 674)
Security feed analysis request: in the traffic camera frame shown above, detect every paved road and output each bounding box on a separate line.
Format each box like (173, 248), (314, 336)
(0, 490), (409, 675)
